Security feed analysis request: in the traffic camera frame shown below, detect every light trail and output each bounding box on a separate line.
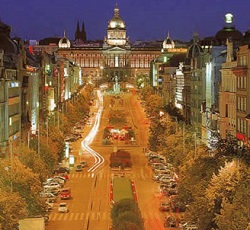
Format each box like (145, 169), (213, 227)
(81, 90), (105, 172)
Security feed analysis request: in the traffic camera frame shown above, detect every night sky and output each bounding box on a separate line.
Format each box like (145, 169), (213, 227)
(0, 0), (250, 42)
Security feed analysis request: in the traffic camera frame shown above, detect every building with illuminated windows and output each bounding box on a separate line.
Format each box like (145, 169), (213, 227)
(57, 3), (162, 85)
(0, 21), (21, 157)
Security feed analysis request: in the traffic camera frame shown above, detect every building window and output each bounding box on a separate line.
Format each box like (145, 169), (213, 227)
(115, 56), (118, 67)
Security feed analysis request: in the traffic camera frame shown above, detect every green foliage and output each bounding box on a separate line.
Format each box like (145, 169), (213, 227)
(214, 163), (250, 230)
(110, 150), (132, 168)
(140, 85), (154, 101)
(18, 146), (49, 182)
(111, 199), (144, 230)
(11, 158), (45, 216)
(163, 102), (184, 122)
(113, 179), (134, 202)
(0, 190), (27, 230)
(145, 94), (163, 118)
(109, 109), (127, 125)
(0, 158), (46, 220)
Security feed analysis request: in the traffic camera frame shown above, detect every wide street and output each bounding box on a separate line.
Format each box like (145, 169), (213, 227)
(46, 89), (179, 230)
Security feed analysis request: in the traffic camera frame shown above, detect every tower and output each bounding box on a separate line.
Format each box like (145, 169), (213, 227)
(81, 21), (87, 42)
(75, 20), (87, 42)
(104, 3), (129, 47)
(75, 20), (81, 41)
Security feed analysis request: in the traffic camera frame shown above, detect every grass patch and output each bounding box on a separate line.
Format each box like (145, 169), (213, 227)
(113, 178), (133, 202)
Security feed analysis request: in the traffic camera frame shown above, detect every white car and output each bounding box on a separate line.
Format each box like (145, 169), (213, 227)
(44, 182), (61, 189)
(45, 178), (65, 185)
(58, 203), (69, 213)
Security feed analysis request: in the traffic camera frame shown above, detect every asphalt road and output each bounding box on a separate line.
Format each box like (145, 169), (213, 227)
(46, 90), (181, 230)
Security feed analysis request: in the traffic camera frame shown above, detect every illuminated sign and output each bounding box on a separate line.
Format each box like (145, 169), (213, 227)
(8, 97), (20, 105)
(167, 48), (187, 53)
(25, 65), (38, 72)
(69, 155), (75, 166)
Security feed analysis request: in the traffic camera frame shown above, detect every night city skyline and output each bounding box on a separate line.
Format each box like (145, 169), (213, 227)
(0, 0), (250, 42)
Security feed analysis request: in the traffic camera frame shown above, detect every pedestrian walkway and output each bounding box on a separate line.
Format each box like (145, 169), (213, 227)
(49, 211), (109, 222)
(69, 172), (109, 179)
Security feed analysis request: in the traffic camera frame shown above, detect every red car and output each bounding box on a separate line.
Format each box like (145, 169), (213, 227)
(159, 201), (171, 212)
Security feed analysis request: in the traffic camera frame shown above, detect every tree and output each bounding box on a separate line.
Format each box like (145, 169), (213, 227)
(206, 161), (241, 210)
(145, 94), (162, 118)
(18, 145), (49, 182)
(140, 85), (154, 101)
(0, 190), (27, 230)
(29, 134), (58, 174)
(111, 199), (144, 230)
(48, 124), (65, 162)
(0, 158), (46, 217)
(176, 154), (222, 229)
(163, 102), (184, 122)
(214, 164), (250, 229)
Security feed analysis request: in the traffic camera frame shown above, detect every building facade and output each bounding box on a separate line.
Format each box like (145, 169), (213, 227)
(57, 4), (162, 86)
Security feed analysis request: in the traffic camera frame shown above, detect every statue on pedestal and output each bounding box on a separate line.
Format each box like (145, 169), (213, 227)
(113, 75), (120, 94)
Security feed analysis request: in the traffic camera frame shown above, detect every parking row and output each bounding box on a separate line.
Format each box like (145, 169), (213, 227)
(145, 150), (185, 229)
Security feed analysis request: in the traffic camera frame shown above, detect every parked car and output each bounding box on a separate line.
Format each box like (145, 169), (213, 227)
(54, 167), (70, 174)
(153, 173), (171, 181)
(154, 168), (172, 175)
(80, 161), (88, 167)
(43, 182), (61, 189)
(45, 178), (65, 186)
(46, 197), (57, 203)
(64, 136), (77, 142)
(75, 164), (83, 172)
(164, 215), (178, 228)
(60, 188), (71, 200)
(58, 203), (69, 213)
(182, 223), (198, 230)
(159, 176), (175, 184)
(43, 187), (60, 196)
(167, 187), (178, 196)
(53, 175), (67, 182)
(159, 201), (171, 212)
(46, 202), (54, 212)
(58, 173), (69, 180)
(151, 162), (165, 169)
(39, 192), (57, 199)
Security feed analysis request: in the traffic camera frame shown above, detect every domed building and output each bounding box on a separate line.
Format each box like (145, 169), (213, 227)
(58, 3), (161, 83)
(215, 13), (243, 45)
(58, 31), (71, 48)
(105, 3), (129, 47)
(162, 32), (175, 50)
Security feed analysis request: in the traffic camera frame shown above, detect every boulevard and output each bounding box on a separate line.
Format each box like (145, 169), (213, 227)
(47, 89), (179, 230)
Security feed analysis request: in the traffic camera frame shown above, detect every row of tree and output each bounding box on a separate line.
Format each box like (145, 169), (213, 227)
(111, 198), (144, 230)
(140, 86), (250, 230)
(0, 84), (94, 229)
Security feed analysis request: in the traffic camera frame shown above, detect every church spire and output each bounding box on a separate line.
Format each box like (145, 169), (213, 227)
(81, 20), (87, 41)
(75, 20), (81, 41)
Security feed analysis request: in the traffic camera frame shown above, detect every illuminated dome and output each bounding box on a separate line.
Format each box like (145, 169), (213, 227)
(105, 3), (129, 47)
(162, 32), (175, 50)
(108, 3), (125, 29)
(215, 13), (243, 45)
(58, 31), (71, 48)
